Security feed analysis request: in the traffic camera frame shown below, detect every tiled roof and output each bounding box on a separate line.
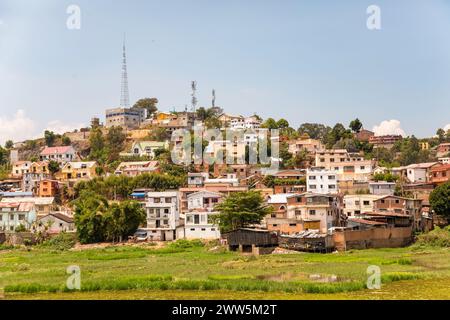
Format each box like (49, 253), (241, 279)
(40, 146), (74, 156)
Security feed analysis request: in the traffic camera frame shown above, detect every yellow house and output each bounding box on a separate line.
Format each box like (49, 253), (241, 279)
(155, 112), (176, 122)
(30, 161), (49, 174)
(58, 161), (98, 181)
(420, 142), (429, 150)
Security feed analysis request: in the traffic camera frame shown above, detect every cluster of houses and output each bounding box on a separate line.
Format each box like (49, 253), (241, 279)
(2, 108), (450, 251)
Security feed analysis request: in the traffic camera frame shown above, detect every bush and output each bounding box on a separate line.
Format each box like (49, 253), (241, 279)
(415, 226), (450, 248)
(168, 239), (204, 249)
(39, 233), (77, 251)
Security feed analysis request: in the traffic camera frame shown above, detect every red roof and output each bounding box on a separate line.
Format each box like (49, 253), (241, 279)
(349, 218), (387, 226)
(40, 146), (74, 156)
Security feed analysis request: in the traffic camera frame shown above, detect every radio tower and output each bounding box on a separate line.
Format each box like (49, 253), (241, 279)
(120, 34), (130, 108)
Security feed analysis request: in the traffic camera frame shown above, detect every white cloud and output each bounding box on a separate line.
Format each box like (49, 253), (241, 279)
(43, 120), (85, 136)
(444, 124), (450, 132)
(0, 109), (37, 145)
(0, 110), (85, 146)
(372, 120), (406, 137)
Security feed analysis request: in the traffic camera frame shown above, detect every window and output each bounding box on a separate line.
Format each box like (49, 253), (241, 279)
(363, 201), (370, 206)
(329, 185), (336, 189)
(18, 214), (25, 220)
(395, 200), (400, 204)
(309, 210), (316, 215)
(289, 223), (297, 227)
(360, 166), (365, 170)
(309, 176), (316, 180)
(10, 214), (14, 220)
(328, 175), (335, 180)
(309, 185), (316, 189)
(165, 198), (172, 203)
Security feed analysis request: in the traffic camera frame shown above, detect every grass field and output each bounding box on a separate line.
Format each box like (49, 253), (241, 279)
(1, 241), (449, 300)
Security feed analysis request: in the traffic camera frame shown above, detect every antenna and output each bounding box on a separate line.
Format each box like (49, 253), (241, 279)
(120, 33), (130, 108)
(191, 81), (197, 112)
(212, 89), (216, 108)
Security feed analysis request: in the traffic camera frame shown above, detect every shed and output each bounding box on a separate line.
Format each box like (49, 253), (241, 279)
(224, 228), (278, 254)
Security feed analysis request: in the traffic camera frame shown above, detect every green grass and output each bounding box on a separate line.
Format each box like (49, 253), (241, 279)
(1, 243), (449, 299)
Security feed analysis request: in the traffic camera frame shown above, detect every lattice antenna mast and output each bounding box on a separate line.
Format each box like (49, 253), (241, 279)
(191, 81), (197, 112)
(120, 34), (130, 108)
(212, 89), (216, 108)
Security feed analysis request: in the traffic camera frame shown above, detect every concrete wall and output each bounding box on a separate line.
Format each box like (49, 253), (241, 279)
(333, 227), (412, 251)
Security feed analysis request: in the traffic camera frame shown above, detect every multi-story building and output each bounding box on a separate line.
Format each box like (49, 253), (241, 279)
(436, 143), (450, 157)
(58, 162), (98, 181)
(343, 194), (382, 217)
(145, 191), (180, 241)
(283, 193), (341, 234)
(105, 107), (147, 129)
(373, 195), (422, 230)
(429, 163), (450, 185)
(288, 138), (324, 155)
(114, 161), (159, 177)
(272, 170), (306, 194)
(0, 197), (55, 216)
(121, 141), (169, 158)
(369, 181), (396, 196)
(306, 167), (338, 194)
(39, 180), (60, 197)
(40, 146), (76, 163)
(369, 135), (402, 149)
(228, 115), (261, 130)
(11, 161), (32, 178)
(392, 162), (437, 183)
(0, 202), (36, 231)
(184, 191), (222, 239)
(315, 150), (374, 182)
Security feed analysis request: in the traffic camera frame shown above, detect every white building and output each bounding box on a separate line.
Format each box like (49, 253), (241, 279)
(184, 191), (222, 240)
(11, 161), (32, 178)
(405, 163), (437, 183)
(369, 181), (396, 196)
(229, 116), (261, 130)
(35, 213), (75, 234)
(306, 167), (338, 194)
(145, 191), (180, 241)
(343, 194), (382, 217)
(40, 146), (77, 163)
(121, 141), (169, 158)
(0, 202), (36, 231)
(438, 157), (450, 164)
(187, 172), (209, 187)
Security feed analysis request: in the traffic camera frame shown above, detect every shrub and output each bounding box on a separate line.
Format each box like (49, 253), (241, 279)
(415, 226), (450, 248)
(39, 233), (77, 251)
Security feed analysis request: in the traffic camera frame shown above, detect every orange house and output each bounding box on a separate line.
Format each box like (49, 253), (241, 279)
(39, 179), (59, 197)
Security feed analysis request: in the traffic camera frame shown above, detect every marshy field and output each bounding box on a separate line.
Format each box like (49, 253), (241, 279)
(0, 239), (449, 300)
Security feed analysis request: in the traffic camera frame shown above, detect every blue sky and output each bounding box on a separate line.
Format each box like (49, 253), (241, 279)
(1, 0), (450, 144)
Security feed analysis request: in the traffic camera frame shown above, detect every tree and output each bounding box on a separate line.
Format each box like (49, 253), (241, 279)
(429, 182), (450, 218)
(349, 118), (363, 133)
(73, 191), (109, 244)
(298, 123), (331, 141)
(276, 119), (289, 129)
(89, 127), (107, 163)
(0, 146), (8, 165)
(196, 107), (219, 121)
(325, 123), (353, 148)
(4, 140), (13, 149)
(436, 128), (446, 143)
(213, 191), (273, 232)
(133, 98), (158, 118)
(44, 130), (56, 147)
(106, 126), (126, 162)
(148, 127), (168, 141)
(104, 201), (145, 242)
(261, 118), (278, 130)
(61, 136), (71, 146)
(48, 160), (60, 175)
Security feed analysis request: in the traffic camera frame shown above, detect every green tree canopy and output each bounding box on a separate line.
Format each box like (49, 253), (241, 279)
(349, 118), (363, 133)
(44, 130), (56, 147)
(133, 98), (159, 118)
(4, 140), (14, 149)
(430, 182), (450, 218)
(214, 191), (273, 232)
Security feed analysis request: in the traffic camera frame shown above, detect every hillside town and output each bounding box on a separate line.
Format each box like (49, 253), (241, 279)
(1, 97), (449, 253)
